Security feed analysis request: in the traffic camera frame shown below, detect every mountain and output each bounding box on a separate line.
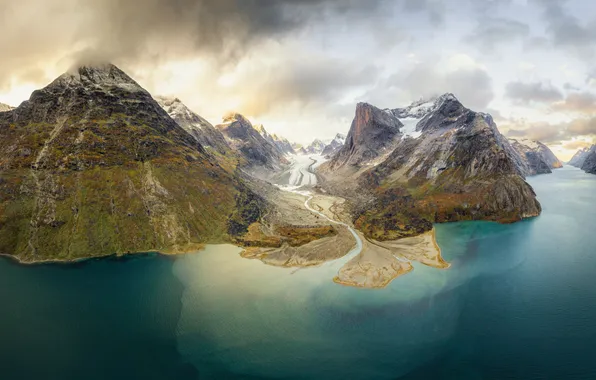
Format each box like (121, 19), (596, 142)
(321, 133), (346, 157)
(0, 63), (266, 262)
(581, 150), (596, 174)
(569, 145), (595, 167)
(508, 138), (562, 176)
(320, 93), (541, 240)
(154, 96), (230, 155)
(216, 113), (289, 170)
(0, 102), (14, 112)
(253, 124), (295, 155)
(330, 102), (403, 167)
(305, 139), (327, 155)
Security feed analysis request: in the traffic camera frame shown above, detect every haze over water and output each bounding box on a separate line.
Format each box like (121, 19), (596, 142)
(1, 166), (595, 379)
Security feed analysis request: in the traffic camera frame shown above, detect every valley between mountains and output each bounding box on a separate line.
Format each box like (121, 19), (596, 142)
(0, 64), (566, 288)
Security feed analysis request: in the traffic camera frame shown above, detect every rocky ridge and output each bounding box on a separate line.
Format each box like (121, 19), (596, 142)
(155, 96), (230, 155)
(253, 124), (295, 155)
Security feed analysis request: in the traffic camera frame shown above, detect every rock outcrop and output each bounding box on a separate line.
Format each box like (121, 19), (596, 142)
(216, 114), (289, 170)
(0, 63), (266, 262)
(329, 102), (403, 167)
(155, 96), (230, 155)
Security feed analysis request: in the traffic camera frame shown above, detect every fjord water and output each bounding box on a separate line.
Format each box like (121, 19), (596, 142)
(1, 166), (595, 379)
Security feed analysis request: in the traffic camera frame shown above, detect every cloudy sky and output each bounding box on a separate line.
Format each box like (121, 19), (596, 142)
(1, 0), (595, 160)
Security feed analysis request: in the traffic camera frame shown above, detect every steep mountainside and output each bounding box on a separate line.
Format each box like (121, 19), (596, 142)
(569, 145), (595, 167)
(320, 94), (541, 241)
(581, 149), (596, 174)
(321, 133), (346, 157)
(216, 114), (289, 170)
(330, 102), (403, 167)
(254, 124), (295, 155)
(0, 64), (266, 262)
(155, 96), (230, 155)
(508, 139), (552, 176)
(0, 102), (14, 112)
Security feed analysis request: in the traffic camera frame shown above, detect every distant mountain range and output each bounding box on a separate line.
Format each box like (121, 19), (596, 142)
(569, 145), (596, 174)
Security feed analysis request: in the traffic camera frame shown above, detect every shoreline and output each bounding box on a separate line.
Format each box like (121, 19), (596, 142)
(0, 244), (208, 266)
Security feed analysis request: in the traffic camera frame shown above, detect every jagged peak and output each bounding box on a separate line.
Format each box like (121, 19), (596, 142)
(154, 95), (182, 106)
(253, 123), (268, 135)
(221, 112), (253, 127)
(50, 63), (146, 93)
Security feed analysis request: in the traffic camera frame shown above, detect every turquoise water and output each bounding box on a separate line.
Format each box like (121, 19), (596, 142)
(1, 166), (595, 379)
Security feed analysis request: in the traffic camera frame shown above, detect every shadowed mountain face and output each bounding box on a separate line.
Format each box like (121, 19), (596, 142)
(330, 102), (403, 167)
(569, 145), (596, 168)
(581, 149), (596, 174)
(0, 64), (265, 262)
(320, 94), (541, 240)
(216, 114), (289, 170)
(155, 96), (230, 155)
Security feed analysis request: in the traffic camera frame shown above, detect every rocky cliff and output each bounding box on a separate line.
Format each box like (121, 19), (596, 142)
(0, 64), (266, 262)
(330, 102), (402, 167)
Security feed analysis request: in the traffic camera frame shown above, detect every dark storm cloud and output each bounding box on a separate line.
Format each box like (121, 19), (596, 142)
(0, 0), (391, 87)
(364, 61), (494, 110)
(233, 58), (380, 116)
(505, 81), (563, 104)
(402, 0), (446, 25)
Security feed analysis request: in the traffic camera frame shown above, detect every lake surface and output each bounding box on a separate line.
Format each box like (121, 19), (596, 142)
(1, 166), (595, 379)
